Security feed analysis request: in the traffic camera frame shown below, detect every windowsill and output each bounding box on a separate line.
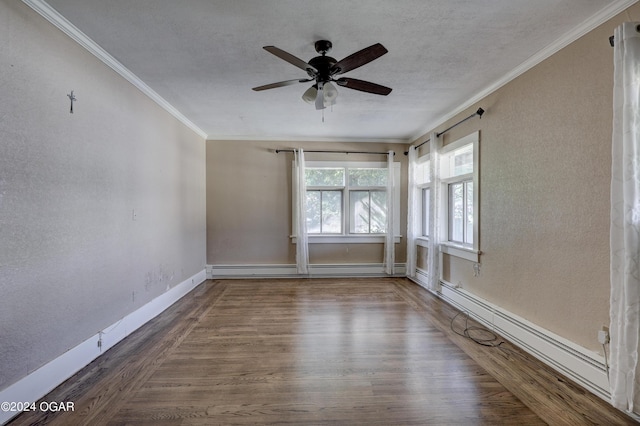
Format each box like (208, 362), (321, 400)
(291, 235), (402, 244)
(416, 236), (430, 248)
(412, 238), (480, 262)
(440, 242), (480, 262)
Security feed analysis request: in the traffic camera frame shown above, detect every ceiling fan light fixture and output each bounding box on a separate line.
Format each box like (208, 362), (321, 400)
(302, 85), (318, 104)
(254, 40), (391, 110)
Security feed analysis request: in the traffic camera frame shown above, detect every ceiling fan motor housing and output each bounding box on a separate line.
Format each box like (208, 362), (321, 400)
(308, 55), (337, 82)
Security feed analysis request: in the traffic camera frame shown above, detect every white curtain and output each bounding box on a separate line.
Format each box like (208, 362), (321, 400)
(426, 133), (441, 292)
(383, 151), (396, 275)
(610, 22), (640, 414)
(406, 145), (419, 278)
(294, 149), (309, 274)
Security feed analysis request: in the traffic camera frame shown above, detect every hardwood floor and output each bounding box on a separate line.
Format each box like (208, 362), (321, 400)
(9, 278), (638, 425)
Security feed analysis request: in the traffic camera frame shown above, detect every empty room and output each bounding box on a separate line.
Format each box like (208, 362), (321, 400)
(2, 0), (640, 424)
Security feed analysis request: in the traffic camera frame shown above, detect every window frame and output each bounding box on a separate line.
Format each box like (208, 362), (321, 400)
(439, 131), (480, 262)
(422, 187), (431, 238)
(447, 179), (473, 245)
(415, 154), (431, 249)
(292, 160), (401, 244)
(348, 189), (388, 234)
(306, 189), (344, 234)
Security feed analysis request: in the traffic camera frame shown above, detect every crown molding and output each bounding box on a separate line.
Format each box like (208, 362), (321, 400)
(408, 0), (639, 143)
(21, 0), (208, 140)
(206, 135), (410, 144)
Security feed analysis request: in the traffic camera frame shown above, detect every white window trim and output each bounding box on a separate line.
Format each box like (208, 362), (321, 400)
(439, 131), (480, 262)
(440, 243), (480, 262)
(291, 161), (401, 244)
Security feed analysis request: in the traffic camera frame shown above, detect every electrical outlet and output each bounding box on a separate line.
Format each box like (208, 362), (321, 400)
(473, 263), (481, 277)
(598, 327), (610, 345)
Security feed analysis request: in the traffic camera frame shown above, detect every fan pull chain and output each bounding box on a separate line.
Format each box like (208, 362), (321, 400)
(321, 103), (334, 123)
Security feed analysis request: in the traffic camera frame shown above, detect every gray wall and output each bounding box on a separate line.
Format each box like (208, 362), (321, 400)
(0, 1), (206, 390)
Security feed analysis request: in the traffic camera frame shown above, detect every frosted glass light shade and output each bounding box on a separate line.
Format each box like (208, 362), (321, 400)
(302, 86), (317, 104)
(323, 82), (338, 106)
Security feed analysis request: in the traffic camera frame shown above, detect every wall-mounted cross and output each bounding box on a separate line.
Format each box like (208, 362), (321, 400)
(67, 90), (77, 113)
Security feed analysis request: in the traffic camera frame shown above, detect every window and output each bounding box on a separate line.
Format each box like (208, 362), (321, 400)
(448, 180), (473, 245)
(349, 190), (387, 233)
(422, 187), (430, 237)
(439, 131), (479, 260)
(307, 190), (342, 233)
(415, 154), (431, 245)
(304, 168), (344, 234)
(347, 167), (388, 235)
(293, 161), (400, 243)
(416, 157), (430, 239)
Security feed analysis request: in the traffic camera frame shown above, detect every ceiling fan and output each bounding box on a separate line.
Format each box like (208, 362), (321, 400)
(252, 40), (392, 110)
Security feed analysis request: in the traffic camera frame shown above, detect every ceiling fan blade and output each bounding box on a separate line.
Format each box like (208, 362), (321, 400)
(335, 78), (392, 95)
(315, 81), (325, 110)
(330, 43), (388, 75)
(263, 46), (318, 75)
(252, 79), (311, 91)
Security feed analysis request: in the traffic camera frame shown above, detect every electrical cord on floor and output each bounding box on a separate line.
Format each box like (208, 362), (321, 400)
(450, 310), (504, 348)
(450, 311), (559, 367)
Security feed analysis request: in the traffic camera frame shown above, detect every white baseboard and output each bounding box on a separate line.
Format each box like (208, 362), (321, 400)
(410, 268), (610, 401)
(0, 269), (207, 426)
(207, 263), (406, 279)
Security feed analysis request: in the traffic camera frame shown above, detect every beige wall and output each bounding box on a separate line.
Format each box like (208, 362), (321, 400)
(413, 3), (640, 352)
(0, 1), (206, 391)
(206, 140), (407, 265)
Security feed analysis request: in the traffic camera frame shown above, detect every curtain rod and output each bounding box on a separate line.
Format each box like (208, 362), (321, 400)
(404, 107), (484, 155)
(275, 149), (395, 155)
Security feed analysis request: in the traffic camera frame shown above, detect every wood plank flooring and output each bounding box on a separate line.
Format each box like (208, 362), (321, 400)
(8, 278), (638, 425)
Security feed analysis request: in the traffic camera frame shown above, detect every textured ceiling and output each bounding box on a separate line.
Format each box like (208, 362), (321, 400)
(39, 0), (629, 142)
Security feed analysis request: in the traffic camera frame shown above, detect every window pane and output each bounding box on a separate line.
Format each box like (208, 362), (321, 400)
(349, 168), (387, 187)
(322, 191), (342, 233)
(306, 191), (321, 233)
(466, 182), (474, 244)
(452, 145), (473, 176)
(306, 168), (344, 186)
(417, 160), (430, 184)
(450, 183), (464, 243)
(350, 191), (370, 233)
(370, 190), (387, 233)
